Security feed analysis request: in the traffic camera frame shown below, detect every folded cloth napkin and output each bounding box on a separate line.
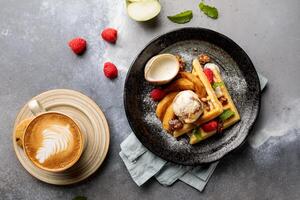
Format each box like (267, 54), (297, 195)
(120, 74), (267, 191)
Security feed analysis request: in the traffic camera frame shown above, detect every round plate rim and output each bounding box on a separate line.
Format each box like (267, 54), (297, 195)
(123, 27), (261, 165)
(12, 89), (110, 185)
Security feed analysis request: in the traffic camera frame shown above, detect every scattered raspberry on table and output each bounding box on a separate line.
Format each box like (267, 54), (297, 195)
(103, 62), (118, 79)
(101, 28), (118, 43)
(68, 37), (87, 55)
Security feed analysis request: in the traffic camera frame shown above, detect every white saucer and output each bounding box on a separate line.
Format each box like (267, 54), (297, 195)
(13, 89), (110, 185)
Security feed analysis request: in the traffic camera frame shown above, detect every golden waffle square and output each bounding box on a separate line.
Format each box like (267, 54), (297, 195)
(211, 63), (240, 128)
(191, 58), (223, 126)
(189, 61), (240, 144)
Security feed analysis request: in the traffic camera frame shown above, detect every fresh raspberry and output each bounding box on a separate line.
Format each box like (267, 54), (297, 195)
(202, 120), (218, 132)
(103, 62), (118, 79)
(203, 68), (214, 83)
(68, 37), (87, 55)
(150, 88), (166, 101)
(101, 28), (118, 43)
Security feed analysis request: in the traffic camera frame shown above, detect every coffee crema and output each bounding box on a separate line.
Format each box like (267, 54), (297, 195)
(24, 113), (82, 171)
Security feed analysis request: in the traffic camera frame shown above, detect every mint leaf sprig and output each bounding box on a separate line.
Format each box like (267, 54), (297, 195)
(212, 82), (224, 89)
(219, 109), (235, 122)
(167, 10), (193, 24)
(199, 1), (219, 19)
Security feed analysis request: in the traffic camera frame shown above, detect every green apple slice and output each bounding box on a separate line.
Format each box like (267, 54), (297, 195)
(126, 0), (161, 21)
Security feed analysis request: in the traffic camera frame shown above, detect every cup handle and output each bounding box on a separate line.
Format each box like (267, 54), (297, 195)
(28, 100), (46, 116)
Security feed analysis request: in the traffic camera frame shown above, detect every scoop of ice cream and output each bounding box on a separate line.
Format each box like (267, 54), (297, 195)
(172, 90), (204, 123)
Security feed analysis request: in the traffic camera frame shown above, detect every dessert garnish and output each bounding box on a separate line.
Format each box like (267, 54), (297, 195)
(219, 109), (235, 122)
(203, 68), (214, 83)
(150, 88), (166, 101)
(198, 54), (211, 64)
(169, 119), (184, 131)
(204, 63), (220, 72)
(144, 54), (179, 85)
(201, 120), (218, 132)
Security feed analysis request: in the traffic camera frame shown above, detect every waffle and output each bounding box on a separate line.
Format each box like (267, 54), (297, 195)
(189, 60), (240, 144)
(191, 58), (223, 126)
(211, 65), (240, 127)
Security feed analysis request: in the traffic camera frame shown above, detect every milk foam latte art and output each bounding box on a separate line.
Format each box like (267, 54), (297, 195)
(36, 124), (73, 163)
(24, 112), (83, 172)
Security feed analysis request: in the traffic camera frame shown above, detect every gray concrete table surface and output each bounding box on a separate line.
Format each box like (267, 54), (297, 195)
(0, 0), (299, 199)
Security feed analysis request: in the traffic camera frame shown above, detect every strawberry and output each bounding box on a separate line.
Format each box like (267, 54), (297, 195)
(68, 37), (87, 55)
(101, 28), (118, 43)
(103, 62), (118, 79)
(150, 89), (166, 101)
(201, 120), (218, 132)
(203, 68), (214, 83)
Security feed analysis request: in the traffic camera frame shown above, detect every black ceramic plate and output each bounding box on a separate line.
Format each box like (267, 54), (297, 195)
(124, 28), (261, 165)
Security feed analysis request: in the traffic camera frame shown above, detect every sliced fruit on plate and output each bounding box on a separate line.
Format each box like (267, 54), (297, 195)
(178, 72), (206, 98)
(126, 0), (161, 22)
(164, 78), (194, 93)
(162, 104), (176, 132)
(156, 92), (178, 121)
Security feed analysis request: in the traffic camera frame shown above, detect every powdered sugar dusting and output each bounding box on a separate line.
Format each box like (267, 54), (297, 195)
(144, 113), (161, 126)
(143, 92), (160, 125)
(141, 83), (161, 126)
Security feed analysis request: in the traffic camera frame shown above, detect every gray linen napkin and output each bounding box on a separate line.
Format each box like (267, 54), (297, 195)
(120, 73), (267, 191)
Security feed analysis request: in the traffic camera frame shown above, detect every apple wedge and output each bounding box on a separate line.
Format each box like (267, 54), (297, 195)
(126, 0), (161, 21)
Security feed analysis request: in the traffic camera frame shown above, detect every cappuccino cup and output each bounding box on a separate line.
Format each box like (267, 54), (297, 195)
(23, 100), (84, 172)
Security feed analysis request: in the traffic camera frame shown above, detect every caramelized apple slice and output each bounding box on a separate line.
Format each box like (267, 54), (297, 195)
(162, 104), (176, 132)
(178, 72), (206, 98)
(156, 92), (178, 121)
(164, 78), (194, 93)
